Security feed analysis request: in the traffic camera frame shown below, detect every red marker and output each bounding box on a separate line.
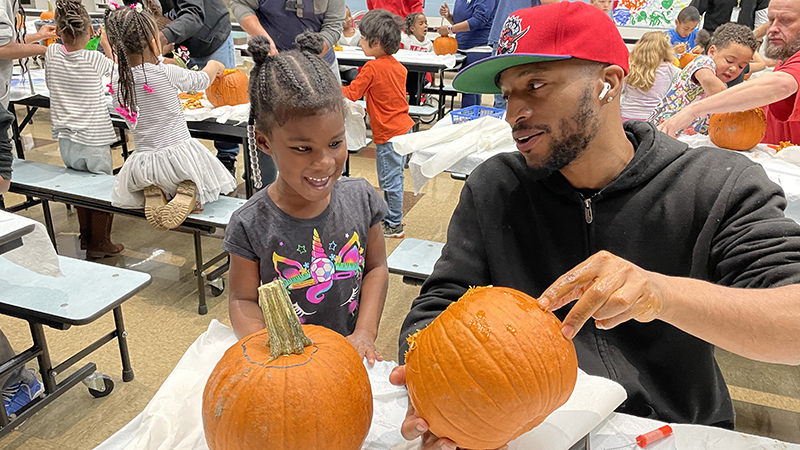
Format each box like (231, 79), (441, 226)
(607, 425), (673, 449)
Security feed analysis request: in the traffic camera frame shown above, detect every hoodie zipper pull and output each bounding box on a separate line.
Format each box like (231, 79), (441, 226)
(583, 197), (594, 224)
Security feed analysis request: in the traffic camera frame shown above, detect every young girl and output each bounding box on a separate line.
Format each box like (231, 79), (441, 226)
(45, 0), (122, 259)
(104, 2), (236, 230)
(224, 33), (388, 364)
(401, 12), (432, 52)
(338, 6), (361, 47)
(648, 23), (758, 136)
(620, 32), (679, 122)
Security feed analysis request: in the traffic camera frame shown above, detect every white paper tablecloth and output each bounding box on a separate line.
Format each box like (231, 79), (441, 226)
(94, 320), (627, 450)
(0, 210), (61, 277)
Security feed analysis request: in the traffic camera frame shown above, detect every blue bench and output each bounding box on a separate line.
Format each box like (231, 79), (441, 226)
(7, 159), (247, 314)
(386, 238), (444, 286)
(0, 255), (150, 436)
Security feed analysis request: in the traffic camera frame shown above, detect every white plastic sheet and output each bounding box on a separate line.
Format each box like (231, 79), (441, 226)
(95, 320), (627, 450)
(336, 46), (458, 70)
(389, 116), (516, 193)
(0, 210), (61, 277)
(345, 98), (368, 151)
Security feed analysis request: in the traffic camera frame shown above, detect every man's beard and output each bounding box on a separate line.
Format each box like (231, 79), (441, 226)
(515, 85), (601, 176)
(765, 32), (800, 60)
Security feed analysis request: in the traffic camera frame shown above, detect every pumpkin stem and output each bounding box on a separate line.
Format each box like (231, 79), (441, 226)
(258, 280), (313, 360)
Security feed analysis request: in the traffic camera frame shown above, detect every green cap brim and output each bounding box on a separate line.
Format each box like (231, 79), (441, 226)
(452, 54), (572, 95)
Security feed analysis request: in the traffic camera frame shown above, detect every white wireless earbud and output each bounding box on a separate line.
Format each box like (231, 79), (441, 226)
(598, 82), (612, 100)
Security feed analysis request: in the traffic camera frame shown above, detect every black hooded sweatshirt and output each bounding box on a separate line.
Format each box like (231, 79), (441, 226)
(398, 121), (800, 428)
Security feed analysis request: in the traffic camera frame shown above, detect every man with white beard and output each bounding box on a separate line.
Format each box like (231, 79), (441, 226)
(659, 0), (800, 144)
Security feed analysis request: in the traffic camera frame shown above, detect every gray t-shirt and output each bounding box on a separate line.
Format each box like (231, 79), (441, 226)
(223, 177), (387, 336)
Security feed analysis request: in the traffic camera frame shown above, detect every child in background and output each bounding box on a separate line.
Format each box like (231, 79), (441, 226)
(693, 28), (711, 54)
(338, 6), (362, 46)
(401, 12), (432, 52)
(621, 32), (679, 122)
(45, 0), (123, 259)
(225, 33), (388, 364)
(342, 10), (413, 238)
(591, 0), (613, 15)
(668, 6), (700, 55)
(648, 23), (758, 136)
(104, 3), (235, 230)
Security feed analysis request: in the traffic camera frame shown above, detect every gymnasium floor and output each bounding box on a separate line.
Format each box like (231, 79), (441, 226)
(0, 105), (798, 449)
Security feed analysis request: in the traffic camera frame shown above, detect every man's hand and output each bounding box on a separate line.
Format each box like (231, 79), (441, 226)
(346, 328), (383, 365)
(673, 42), (687, 54)
(657, 106), (696, 137)
(437, 25), (450, 37)
(28, 25), (56, 44)
(537, 250), (666, 339)
(389, 366), (509, 450)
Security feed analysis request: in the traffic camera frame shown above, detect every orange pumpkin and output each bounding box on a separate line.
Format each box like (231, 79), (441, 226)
(433, 36), (458, 55)
(205, 68), (249, 107)
(202, 280), (373, 450)
(679, 52), (698, 69)
(708, 108), (767, 151)
(40, 1), (54, 20)
(404, 286), (578, 449)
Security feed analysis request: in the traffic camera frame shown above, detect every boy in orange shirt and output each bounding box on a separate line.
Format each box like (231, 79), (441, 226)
(342, 9), (414, 238)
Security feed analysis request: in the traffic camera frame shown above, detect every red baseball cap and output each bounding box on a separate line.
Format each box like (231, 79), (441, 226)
(453, 1), (629, 94)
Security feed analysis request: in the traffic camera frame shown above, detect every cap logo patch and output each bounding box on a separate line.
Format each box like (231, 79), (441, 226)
(497, 15), (529, 55)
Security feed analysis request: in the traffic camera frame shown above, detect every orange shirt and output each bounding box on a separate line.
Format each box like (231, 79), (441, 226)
(341, 55), (415, 144)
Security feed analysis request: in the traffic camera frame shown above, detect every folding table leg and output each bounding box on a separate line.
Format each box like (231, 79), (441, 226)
(29, 322), (56, 395)
(113, 307), (134, 382)
(41, 200), (57, 252)
(193, 230), (208, 315)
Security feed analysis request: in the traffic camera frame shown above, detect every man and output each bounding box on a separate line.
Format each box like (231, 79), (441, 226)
(660, 0), (800, 143)
(690, 0), (769, 34)
(136, 0), (240, 176)
(390, 3), (800, 450)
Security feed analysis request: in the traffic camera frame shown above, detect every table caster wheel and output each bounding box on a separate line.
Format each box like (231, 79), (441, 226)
(210, 278), (225, 297)
(84, 372), (114, 398)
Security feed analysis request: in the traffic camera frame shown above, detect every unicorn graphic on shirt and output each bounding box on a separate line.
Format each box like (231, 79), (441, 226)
(272, 229), (365, 305)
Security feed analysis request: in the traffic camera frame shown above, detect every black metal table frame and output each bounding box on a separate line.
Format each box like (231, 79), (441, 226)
(0, 230), (148, 437)
(8, 180), (228, 315)
(7, 95), (256, 198)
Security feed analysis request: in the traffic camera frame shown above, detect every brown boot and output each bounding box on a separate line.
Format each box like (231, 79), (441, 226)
(76, 207), (91, 250)
(86, 210), (124, 259)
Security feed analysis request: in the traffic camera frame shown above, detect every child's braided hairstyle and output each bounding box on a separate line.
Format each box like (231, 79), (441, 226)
(246, 31), (344, 188)
(103, 3), (160, 116)
(55, 0), (91, 42)
(14, 2), (30, 78)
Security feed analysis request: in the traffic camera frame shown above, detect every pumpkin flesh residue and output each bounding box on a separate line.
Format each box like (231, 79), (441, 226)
(469, 310), (492, 343)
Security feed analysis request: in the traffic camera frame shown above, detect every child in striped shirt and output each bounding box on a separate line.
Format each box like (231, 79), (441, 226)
(45, 0), (123, 258)
(104, 2), (235, 230)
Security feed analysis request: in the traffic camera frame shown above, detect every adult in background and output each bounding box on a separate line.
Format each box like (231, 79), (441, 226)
(389, 3), (800, 449)
(229, 0), (344, 189)
(660, 0), (800, 144)
(135, 0), (241, 178)
(439, 0), (497, 107)
(366, 0), (422, 20)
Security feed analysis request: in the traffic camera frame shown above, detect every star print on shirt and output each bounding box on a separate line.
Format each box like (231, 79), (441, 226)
(297, 245), (307, 254)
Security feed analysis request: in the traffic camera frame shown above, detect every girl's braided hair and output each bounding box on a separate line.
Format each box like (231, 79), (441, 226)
(248, 31), (343, 134)
(55, 0), (91, 41)
(404, 12), (424, 35)
(103, 3), (160, 115)
(246, 31), (344, 188)
(14, 2), (30, 78)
